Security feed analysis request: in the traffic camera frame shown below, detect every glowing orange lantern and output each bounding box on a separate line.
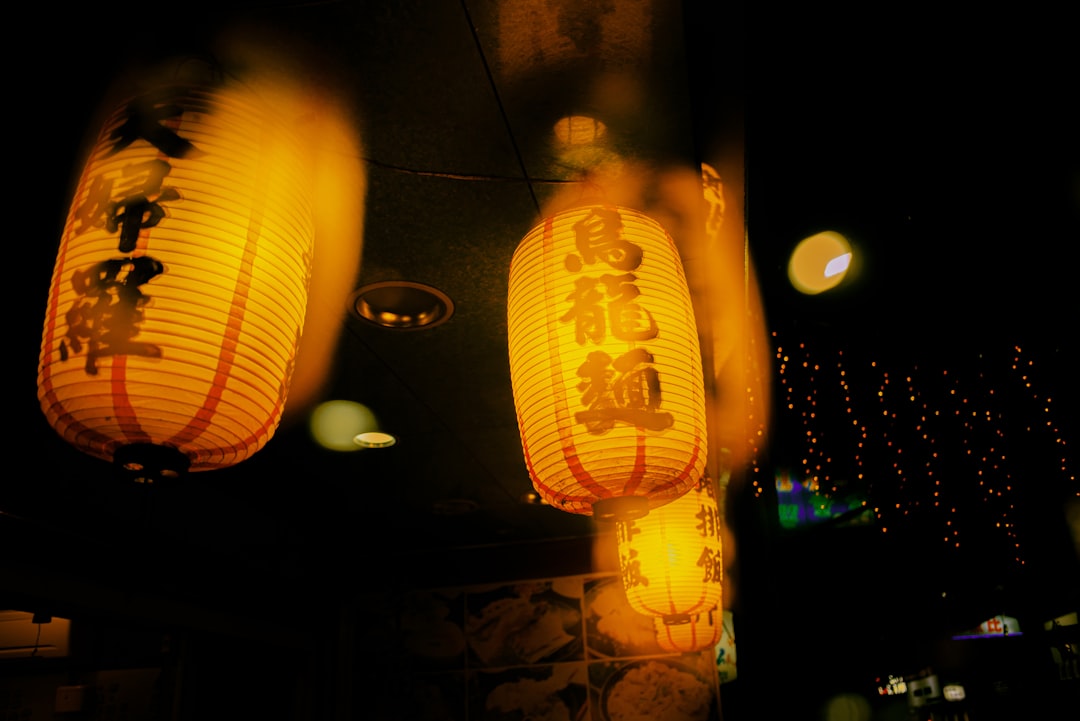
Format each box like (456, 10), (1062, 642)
(615, 475), (723, 622)
(507, 205), (707, 519)
(654, 605), (722, 652)
(38, 76), (314, 480)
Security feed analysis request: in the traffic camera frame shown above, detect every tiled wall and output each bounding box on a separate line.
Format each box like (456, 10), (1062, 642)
(360, 573), (725, 721)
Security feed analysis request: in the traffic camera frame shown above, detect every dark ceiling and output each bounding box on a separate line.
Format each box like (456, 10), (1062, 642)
(8, 0), (1078, 638)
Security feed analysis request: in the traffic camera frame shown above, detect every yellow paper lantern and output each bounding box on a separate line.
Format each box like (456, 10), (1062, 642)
(654, 605), (722, 653)
(38, 77), (314, 480)
(615, 476), (723, 622)
(507, 205), (707, 519)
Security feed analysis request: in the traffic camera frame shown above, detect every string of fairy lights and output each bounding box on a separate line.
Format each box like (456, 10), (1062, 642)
(755, 330), (1075, 570)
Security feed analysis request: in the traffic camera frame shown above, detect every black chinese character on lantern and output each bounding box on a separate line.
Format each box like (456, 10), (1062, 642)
(697, 476), (716, 500)
(565, 208), (642, 272)
(695, 502), (721, 540)
(617, 522), (649, 591)
(62, 257), (165, 374)
(75, 159), (178, 245)
(108, 90), (203, 159)
(697, 545), (723, 584)
(59, 90), (198, 373)
(561, 277), (607, 344)
(559, 208), (670, 434)
(621, 547), (648, 591)
(575, 349), (673, 434)
(561, 273), (658, 345)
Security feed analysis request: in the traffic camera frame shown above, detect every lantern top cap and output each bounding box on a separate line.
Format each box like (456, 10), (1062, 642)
(662, 614), (693, 626)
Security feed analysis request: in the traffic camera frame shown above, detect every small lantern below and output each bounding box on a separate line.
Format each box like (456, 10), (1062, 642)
(615, 475), (723, 623)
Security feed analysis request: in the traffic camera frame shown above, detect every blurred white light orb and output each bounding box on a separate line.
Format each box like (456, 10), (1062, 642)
(309, 400), (378, 451)
(789, 230), (853, 295)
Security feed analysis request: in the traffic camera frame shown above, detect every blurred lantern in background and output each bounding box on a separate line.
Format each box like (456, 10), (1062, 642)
(37, 62), (315, 482)
(654, 605), (722, 653)
(615, 475), (723, 623)
(507, 205), (707, 520)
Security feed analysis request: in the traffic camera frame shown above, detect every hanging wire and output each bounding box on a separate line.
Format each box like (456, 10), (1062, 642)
(458, 0), (541, 213)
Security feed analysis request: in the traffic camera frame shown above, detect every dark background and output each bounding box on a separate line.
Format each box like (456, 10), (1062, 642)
(5, 1), (1078, 717)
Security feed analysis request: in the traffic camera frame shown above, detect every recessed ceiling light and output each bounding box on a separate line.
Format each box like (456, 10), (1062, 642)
(353, 431), (397, 449)
(349, 281), (454, 330)
(553, 115), (607, 146)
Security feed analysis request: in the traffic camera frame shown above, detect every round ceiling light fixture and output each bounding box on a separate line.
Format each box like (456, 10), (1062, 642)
(353, 431), (397, 449)
(553, 114), (607, 146)
(349, 281), (454, 330)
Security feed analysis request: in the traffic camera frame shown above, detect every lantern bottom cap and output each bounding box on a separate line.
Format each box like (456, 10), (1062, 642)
(113, 443), (191, 484)
(592, 495), (650, 522)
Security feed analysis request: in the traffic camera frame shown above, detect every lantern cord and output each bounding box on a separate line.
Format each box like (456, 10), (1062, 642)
(361, 155), (578, 186)
(457, 0), (539, 213)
